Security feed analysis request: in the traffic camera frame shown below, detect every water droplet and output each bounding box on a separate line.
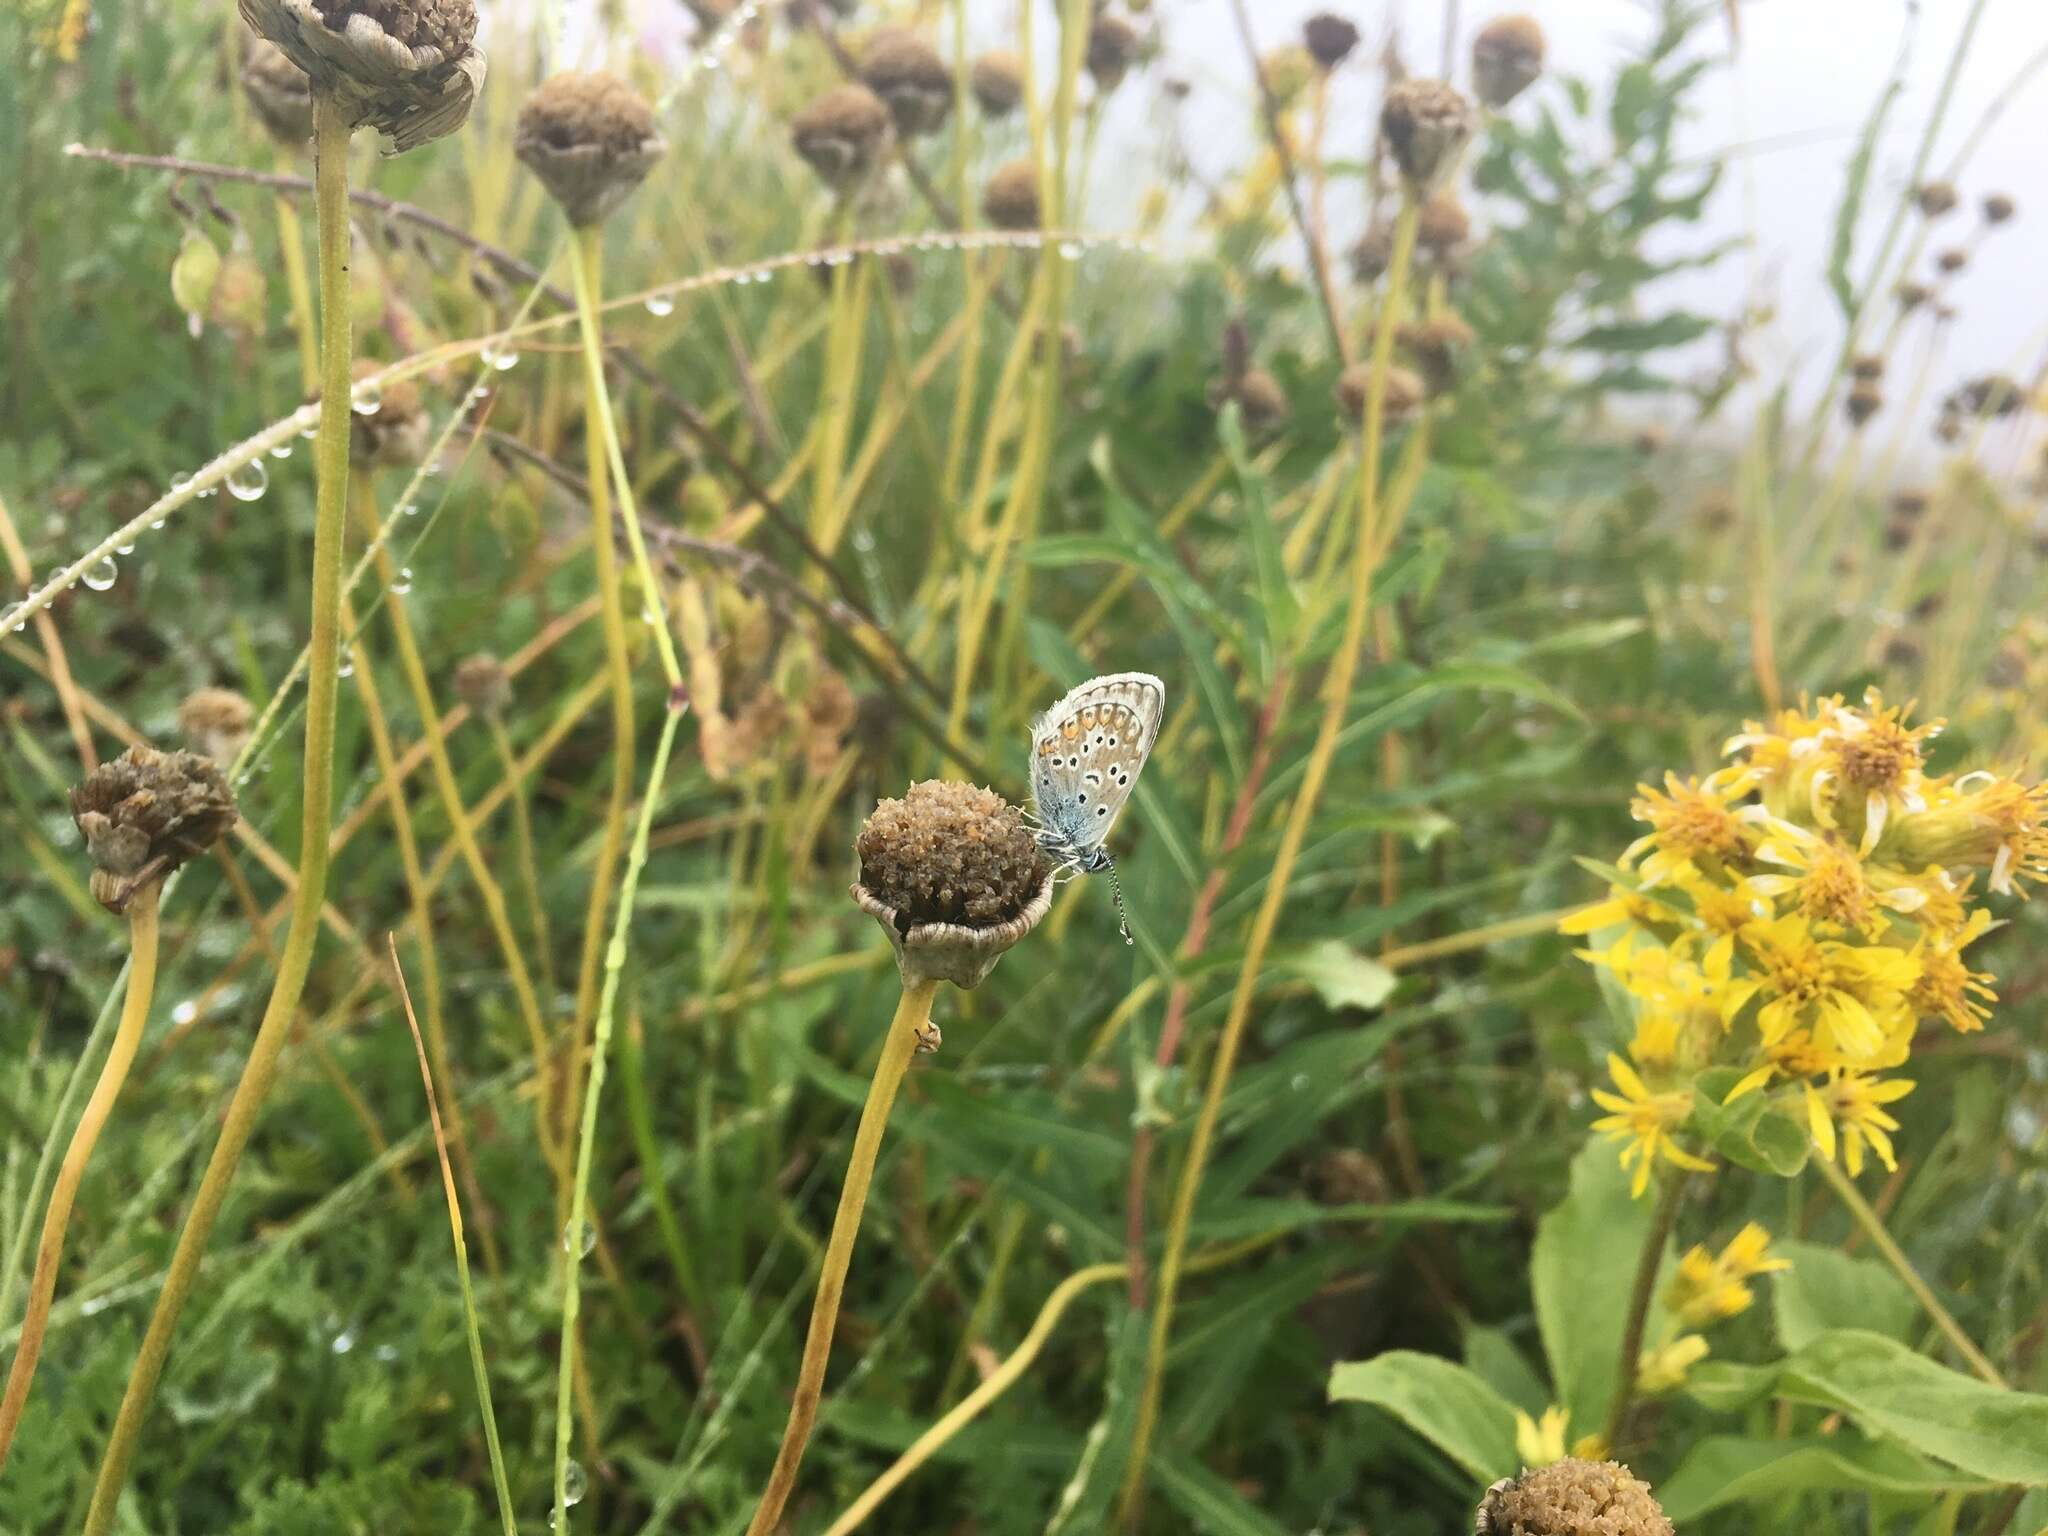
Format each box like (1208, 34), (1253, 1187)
(481, 339), (520, 371)
(391, 567), (414, 595)
(149, 518), (167, 531)
(0, 603), (22, 635)
(331, 1328), (356, 1355)
(338, 656), (355, 679)
(269, 441), (293, 459)
(83, 557), (118, 591)
(397, 500), (420, 518)
(226, 459), (269, 501)
(197, 485), (217, 499)
(352, 381), (383, 415)
(374, 1343), (399, 1363)
(300, 424), (318, 441)
(1059, 240), (1085, 260)
(645, 293), (675, 317)
(171, 998), (198, 1025)
(467, 384), (492, 406)
(80, 1294), (110, 1317)
(563, 1220), (596, 1258)
(170, 471), (193, 494)
(563, 1461), (587, 1506)
(115, 540), (136, 555)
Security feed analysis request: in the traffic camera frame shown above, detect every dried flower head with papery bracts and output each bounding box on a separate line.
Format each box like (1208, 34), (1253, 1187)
(1471, 14), (1546, 109)
(71, 745), (239, 912)
(970, 48), (1024, 115)
(514, 71), (665, 228)
(244, 38), (316, 143)
(178, 687), (255, 768)
(982, 159), (1042, 232)
(1565, 691), (2047, 1196)
(859, 28), (952, 138)
(790, 84), (893, 192)
(1476, 1458), (1673, 1536)
(237, 0), (485, 152)
(1380, 78), (1477, 194)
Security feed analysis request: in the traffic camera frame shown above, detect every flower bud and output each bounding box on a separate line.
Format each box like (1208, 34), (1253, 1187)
(790, 84), (893, 192)
(860, 28), (952, 138)
(1471, 14), (1545, 108)
(453, 652), (511, 718)
(177, 687), (255, 769)
(244, 39), (316, 144)
(1335, 363), (1426, 428)
(1302, 12), (1360, 70)
(514, 71), (666, 228)
(982, 159), (1042, 231)
(1086, 15), (1139, 92)
(970, 48), (1024, 115)
(237, 0), (486, 153)
(1380, 78), (1476, 193)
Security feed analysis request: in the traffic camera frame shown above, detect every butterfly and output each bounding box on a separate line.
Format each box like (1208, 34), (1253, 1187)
(1028, 671), (1165, 944)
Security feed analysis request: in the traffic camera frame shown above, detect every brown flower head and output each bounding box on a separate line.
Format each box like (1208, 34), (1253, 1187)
(860, 28), (952, 138)
(1936, 246), (1968, 274)
(790, 83), (893, 191)
(1349, 222), (1394, 283)
(1303, 12), (1360, 69)
(1381, 78), (1477, 193)
(1472, 14), (1545, 108)
(1846, 383), (1883, 428)
(1398, 311), (1475, 393)
(1475, 1459), (1674, 1536)
(1418, 190), (1471, 251)
(1214, 366), (1289, 434)
(1336, 363), (1427, 428)
(1955, 373), (2024, 418)
(1983, 192), (2017, 225)
(343, 359), (429, 465)
(453, 652), (510, 718)
(982, 159), (1042, 231)
(852, 781), (1053, 989)
(244, 39), (316, 143)
(1895, 280), (1932, 311)
(177, 687), (255, 769)
(1850, 353), (1885, 383)
(71, 745), (238, 912)
(514, 71), (666, 227)
(971, 48), (1024, 115)
(1914, 180), (1959, 217)
(1891, 487), (1930, 519)
(1086, 15), (1139, 91)
(237, 0), (485, 153)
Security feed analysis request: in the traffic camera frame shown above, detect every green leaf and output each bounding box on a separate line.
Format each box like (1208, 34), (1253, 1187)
(1328, 1353), (1520, 1483)
(1689, 1067), (1808, 1177)
(1531, 1139), (1661, 1435)
(1287, 939), (1397, 1012)
(1657, 1434), (1997, 1522)
(1570, 312), (1718, 353)
(1829, 49), (1906, 317)
(1462, 1324), (1550, 1418)
(1152, 1453), (1295, 1536)
(1684, 1360), (1780, 1414)
(1773, 1240), (1918, 1353)
(1780, 1330), (2048, 1484)
(1217, 405), (1302, 655)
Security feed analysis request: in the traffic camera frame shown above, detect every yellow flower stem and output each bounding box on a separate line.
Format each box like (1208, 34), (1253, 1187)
(83, 89), (357, 1534)
(744, 976), (940, 1536)
(1814, 1153), (2004, 1387)
(273, 145), (319, 396)
(1116, 194), (1424, 1527)
(0, 884), (159, 1472)
(1602, 1170), (1687, 1448)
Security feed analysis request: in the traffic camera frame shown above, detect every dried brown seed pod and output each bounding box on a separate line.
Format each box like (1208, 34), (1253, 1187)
(71, 745), (238, 911)
(1397, 311), (1475, 393)
(1936, 246), (1968, 274)
(1086, 15), (1139, 91)
(1914, 180), (1959, 217)
(1471, 14), (1545, 108)
(1983, 191), (2017, 224)
(1335, 363), (1427, 428)
(1417, 190), (1471, 251)
(1895, 280), (1933, 311)
(1302, 12), (1360, 70)
(237, 0), (486, 153)
(860, 28), (953, 138)
(1210, 367), (1289, 434)
(1883, 517), (1917, 551)
(514, 71), (666, 227)
(790, 83), (893, 191)
(1891, 488), (1930, 518)
(1846, 383), (1884, 427)
(244, 39), (316, 144)
(1850, 353), (1885, 382)
(1349, 222), (1394, 283)
(970, 48), (1024, 115)
(177, 687), (255, 769)
(1955, 373), (2024, 417)
(1632, 424), (1668, 455)
(453, 652), (511, 718)
(1474, 1458), (1674, 1536)
(852, 781), (1054, 989)
(1380, 78), (1476, 193)
(982, 159), (1042, 231)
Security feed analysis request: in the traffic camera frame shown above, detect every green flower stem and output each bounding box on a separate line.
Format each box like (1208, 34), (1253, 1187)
(1603, 1169), (1687, 1449)
(744, 977), (941, 1536)
(82, 87), (357, 1535)
(488, 712), (556, 1005)
(0, 884), (159, 1471)
(1815, 1153), (2003, 1387)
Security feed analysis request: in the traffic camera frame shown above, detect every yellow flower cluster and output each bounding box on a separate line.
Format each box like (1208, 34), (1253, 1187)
(1567, 691), (2045, 1194)
(1634, 1223), (1790, 1395)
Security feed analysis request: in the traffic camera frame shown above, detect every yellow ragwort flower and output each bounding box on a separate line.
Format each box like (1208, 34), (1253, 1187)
(1724, 1025), (1849, 1101)
(1590, 1053), (1715, 1197)
(1892, 771), (2048, 898)
(1636, 1333), (1710, 1393)
(1665, 1222), (1791, 1328)
(1908, 907), (1998, 1033)
(1514, 1405), (1570, 1469)
(1623, 770), (1756, 886)
(1725, 913), (1919, 1064)
(1745, 816), (1925, 937)
(1816, 691), (1940, 855)
(1805, 1070), (1915, 1176)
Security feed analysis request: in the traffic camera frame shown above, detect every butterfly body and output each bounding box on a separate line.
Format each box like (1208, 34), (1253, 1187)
(1028, 673), (1164, 938)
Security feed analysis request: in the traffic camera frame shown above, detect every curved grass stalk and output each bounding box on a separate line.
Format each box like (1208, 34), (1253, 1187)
(1116, 197), (1424, 1525)
(82, 89), (357, 1533)
(0, 886), (159, 1470)
(486, 713), (556, 1003)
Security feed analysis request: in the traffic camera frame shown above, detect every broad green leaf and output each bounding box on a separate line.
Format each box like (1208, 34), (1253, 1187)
(1287, 939), (1397, 1012)
(1328, 1352), (1520, 1483)
(1684, 1360), (1780, 1413)
(1532, 1138), (1661, 1435)
(1828, 41), (1907, 317)
(1462, 1324), (1550, 1418)
(1773, 1240), (1918, 1352)
(1151, 1453), (1295, 1536)
(1657, 1434), (1996, 1522)
(1570, 312), (1717, 353)
(1217, 404), (1301, 654)
(1780, 1330), (2048, 1485)
(1689, 1067), (1808, 1177)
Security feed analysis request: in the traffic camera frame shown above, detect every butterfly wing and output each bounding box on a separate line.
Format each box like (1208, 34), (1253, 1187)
(1029, 672), (1165, 866)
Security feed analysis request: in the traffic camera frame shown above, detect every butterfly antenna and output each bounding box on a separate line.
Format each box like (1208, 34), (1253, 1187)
(1103, 854), (1134, 946)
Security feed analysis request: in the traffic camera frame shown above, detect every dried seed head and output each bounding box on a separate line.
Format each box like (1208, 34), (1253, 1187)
(1417, 190), (1471, 250)
(1381, 78), (1477, 193)
(1086, 15), (1139, 91)
(1983, 191), (2016, 225)
(853, 781), (1054, 989)
(71, 745), (238, 911)
(1846, 382), (1884, 427)
(1474, 1458), (1673, 1536)
(1349, 222), (1394, 283)
(453, 652), (510, 718)
(1335, 363), (1427, 427)
(971, 48), (1025, 115)
(1850, 353), (1885, 382)
(1895, 280), (1932, 311)
(1934, 409), (1963, 444)
(237, 0), (485, 153)
(1891, 488), (1930, 518)
(1955, 373), (2024, 418)
(1936, 246), (1969, 274)
(860, 28), (953, 138)
(1883, 517), (1916, 551)
(982, 159), (1042, 231)
(1471, 14), (1545, 108)
(514, 71), (666, 227)
(1914, 180), (1959, 217)
(177, 687), (255, 769)
(1398, 311), (1475, 393)
(244, 39), (316, 144)
(343, 358), (429, 465)
(1695, 489), (1735, 531)
(1210, 367), (1289, 434)
(1302, 12), (1360, 69)
(790, 83), (893, 191)
(1632, 424), (1668, 455)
